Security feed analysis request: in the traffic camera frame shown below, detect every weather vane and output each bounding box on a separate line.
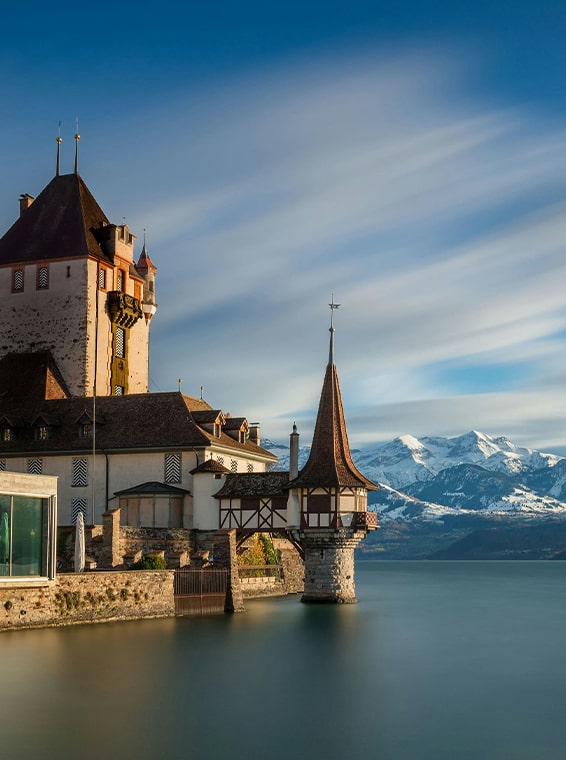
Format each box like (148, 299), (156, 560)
(329, 293), (340, 329)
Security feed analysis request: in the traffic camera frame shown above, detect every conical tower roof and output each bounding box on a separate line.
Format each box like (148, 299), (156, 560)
(289, 310), (377, 491)
(136, 239), (157, 274)
(0, 173), (112, 266)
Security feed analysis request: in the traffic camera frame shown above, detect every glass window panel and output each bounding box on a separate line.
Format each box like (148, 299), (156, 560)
(0, 495), (10, 577)
(11, 496), (43, 576)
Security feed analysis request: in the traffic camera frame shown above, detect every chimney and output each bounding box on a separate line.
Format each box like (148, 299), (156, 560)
(249, 423), (260, 447)
(19, 194), (34, 216)
(289, 422), (299, 480)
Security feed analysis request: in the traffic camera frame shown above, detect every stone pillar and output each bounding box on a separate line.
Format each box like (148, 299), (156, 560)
(295, 528), (366, 603)
(101, 508), (123, 568)
(196, 529), (245, 613)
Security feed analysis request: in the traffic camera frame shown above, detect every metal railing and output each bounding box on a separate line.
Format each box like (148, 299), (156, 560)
(237, 564), (283, 579)
(174, 568), (228, 615)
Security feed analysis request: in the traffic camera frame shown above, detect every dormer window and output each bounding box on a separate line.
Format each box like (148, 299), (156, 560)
(214, 423), (221, 438)
(239, 431), (246, 444)
(1, 426), (13, 442)
(33, 416), (53, 440)
(80, 423), (92, 438)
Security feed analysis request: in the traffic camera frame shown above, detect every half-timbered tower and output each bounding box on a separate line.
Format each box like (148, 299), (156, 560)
(288, 304), (378, 602)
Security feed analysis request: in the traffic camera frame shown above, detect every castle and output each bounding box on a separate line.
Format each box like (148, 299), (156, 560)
(0, 137), (377, 602)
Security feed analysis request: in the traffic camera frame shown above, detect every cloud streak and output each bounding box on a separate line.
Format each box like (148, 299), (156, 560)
(5, 45), (566, 452)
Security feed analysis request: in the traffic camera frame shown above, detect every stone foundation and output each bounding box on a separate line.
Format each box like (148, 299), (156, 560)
(0, 570), (175, 631)
(294, 528), (366, 603)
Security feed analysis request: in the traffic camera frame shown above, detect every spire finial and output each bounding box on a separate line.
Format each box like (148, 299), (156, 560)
(328, 293), (340, 365)
(56, 121), (62, 176)
(143, 228), (147, 252)
(74, 118), (80, 174)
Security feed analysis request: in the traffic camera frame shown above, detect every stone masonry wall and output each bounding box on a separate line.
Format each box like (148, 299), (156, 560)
(273, 537), (304, 594)
(296, 528), (367, 603)
(0, 570), (174, 631)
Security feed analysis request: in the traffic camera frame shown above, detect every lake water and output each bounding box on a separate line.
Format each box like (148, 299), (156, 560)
(3, 561), (566, 760)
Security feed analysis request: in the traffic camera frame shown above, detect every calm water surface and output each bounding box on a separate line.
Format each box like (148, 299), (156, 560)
(3, 561), (566, 760)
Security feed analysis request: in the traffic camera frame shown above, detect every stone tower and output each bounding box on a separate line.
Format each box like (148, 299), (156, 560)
(288, 302), (378, 603)
(0, 141), (157, 397)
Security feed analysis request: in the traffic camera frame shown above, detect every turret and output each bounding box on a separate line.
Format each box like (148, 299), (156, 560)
(288, 296), (378, 603)
(135, 234), (158, 324)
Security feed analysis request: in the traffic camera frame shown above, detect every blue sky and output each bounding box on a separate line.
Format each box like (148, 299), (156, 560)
(3, 1), (566, 452)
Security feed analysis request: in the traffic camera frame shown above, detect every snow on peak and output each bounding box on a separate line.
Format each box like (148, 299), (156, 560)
(361, 431), (562, 490)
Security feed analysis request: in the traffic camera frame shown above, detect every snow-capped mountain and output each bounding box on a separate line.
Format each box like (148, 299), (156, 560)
(265, 430), (566, 521)
(357, 430), (561, 489)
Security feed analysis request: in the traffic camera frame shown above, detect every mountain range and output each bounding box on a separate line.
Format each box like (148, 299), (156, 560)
(265, 430), (566, 558)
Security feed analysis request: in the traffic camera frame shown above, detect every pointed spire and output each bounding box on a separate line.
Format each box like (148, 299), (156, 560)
(289, 303), (377, 491)
(136, 228), (157, 273)
(74, 118), (80, 175)
(328, 293), (340, 366)
(56, 122), (62, 177)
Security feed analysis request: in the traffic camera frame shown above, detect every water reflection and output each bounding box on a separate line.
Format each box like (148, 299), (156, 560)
(3, 563), (566, 759)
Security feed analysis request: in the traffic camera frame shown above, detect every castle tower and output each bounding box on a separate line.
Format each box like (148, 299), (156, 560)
(288, 299), (378, 603)
(0, 141), (157, 397)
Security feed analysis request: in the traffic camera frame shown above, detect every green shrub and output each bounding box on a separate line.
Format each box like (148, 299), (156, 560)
(130, 553), (167, 571)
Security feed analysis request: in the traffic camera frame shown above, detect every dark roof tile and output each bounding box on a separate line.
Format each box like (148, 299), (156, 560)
(214, 472), (290, 499)
(289, 363), (377, 490)
(0, 173), (112, 266)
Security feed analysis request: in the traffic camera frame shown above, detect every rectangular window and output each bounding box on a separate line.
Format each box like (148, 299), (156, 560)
(36, 265), (49, 289)
(80, 423), (92, 438)
(36, 426), (48, 441)
(117, 270), (124, 292)
(71, 498), (88, 525)
(0, 494), (45, 577)
(307, 494), (331, 513)
(114, 385), (124, 396)
(11, 268), (24, 292)
(115, 327), (125, 358)
(164, 453), (182, 484)
(98, 268), (106, 290)
(72, 458), (88, 487)
(241, 498), (260, 511)
(2, 428), (13, 442)
(27, 458), (43, 475)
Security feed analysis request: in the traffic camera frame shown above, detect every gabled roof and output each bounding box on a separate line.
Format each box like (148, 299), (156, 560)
(224, 417), (247, 431)
(288, 338), (377, 491)
(191, 409), (225, 425)
(114, 481), (190, 496)
(0, 173), (112, 266)
(191, 459), (231, 475)
(214, 471), (290, 499)
(0, 387), (277, 460)
(0, 352), (70, 405)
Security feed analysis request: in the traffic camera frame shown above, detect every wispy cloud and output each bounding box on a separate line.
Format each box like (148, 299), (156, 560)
(6, 45), (566, 451)
(127, 48), (566, 450)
